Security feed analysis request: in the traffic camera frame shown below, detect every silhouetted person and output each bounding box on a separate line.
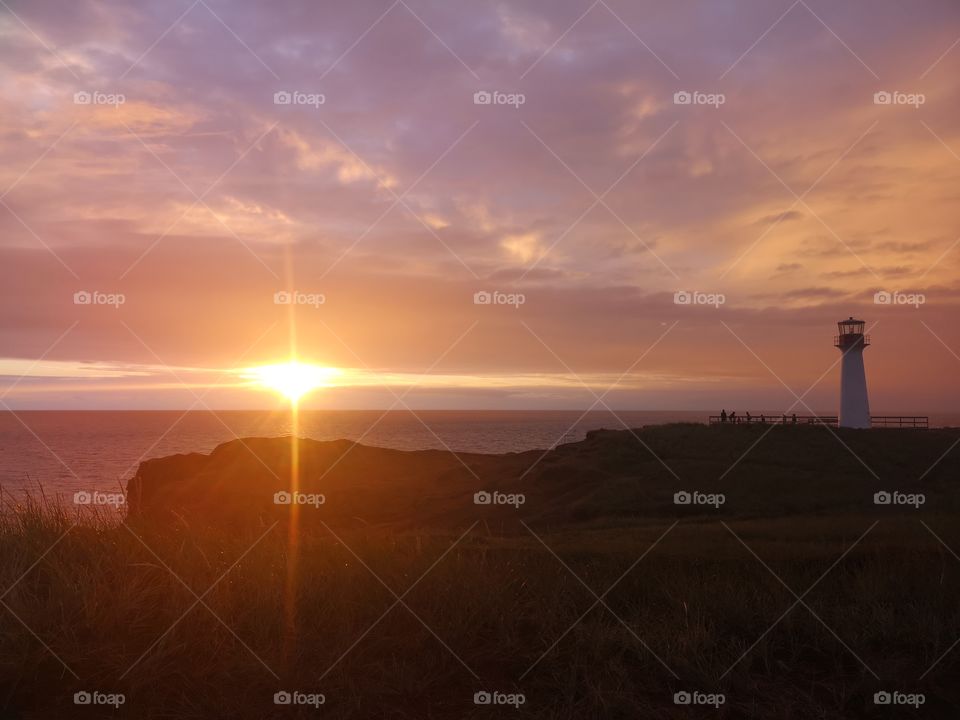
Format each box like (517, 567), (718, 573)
(746, 411), (752, 423)
(760, 414), (765, 423)
(730, 411), (737, 423)
(792, 413), (797, 425)
(720, 409), (727, 423)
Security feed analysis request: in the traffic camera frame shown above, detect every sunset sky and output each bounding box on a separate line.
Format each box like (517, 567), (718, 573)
(1, 0), (959, 411)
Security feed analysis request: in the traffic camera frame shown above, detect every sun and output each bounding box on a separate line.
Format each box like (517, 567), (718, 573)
(246, 362), (341, 402)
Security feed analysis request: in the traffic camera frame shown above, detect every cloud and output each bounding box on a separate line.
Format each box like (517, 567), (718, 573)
(756, 210), (804, 226)
(1, 0), (959, 408)
(278, 128), (396, 189)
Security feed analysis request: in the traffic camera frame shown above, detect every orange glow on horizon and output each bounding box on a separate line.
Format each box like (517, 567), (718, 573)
(245, 362), (342, 402)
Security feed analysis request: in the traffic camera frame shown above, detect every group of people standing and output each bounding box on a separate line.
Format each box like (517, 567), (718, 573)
(718, 410), (799, 424)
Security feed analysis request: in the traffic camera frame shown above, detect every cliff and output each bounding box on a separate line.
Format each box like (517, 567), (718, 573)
(126, 423), (960, 530)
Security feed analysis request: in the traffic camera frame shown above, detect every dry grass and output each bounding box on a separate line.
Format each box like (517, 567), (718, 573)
(1, 496), (958, 718)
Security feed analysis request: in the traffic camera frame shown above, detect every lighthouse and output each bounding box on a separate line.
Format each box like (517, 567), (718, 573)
(834, 317), (871, 429)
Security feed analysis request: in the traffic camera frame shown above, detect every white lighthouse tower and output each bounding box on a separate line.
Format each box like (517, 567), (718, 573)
(834, 317), (871, 429)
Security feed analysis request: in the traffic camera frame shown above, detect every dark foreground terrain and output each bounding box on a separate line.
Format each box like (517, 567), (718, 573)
(1, 423), (959, 718)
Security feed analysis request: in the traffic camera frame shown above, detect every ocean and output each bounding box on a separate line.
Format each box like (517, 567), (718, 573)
(0, 410), (955, 500)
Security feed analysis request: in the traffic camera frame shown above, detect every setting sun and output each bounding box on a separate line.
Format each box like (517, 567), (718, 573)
(246, 362), (341, 402)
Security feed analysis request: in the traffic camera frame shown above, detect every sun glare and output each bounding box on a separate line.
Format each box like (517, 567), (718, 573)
(247, 362), (341, 402)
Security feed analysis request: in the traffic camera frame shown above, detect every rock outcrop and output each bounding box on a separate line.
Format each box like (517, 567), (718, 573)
(126, 425), (960, 530)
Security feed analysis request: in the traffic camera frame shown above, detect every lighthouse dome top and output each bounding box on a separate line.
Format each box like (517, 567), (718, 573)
(838, 317), (866, 332)
(835, 317), (870, 349)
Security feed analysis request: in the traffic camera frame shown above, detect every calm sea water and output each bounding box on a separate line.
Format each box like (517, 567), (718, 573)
(0, 410), (955, 499)
(0, 410), (707, 498)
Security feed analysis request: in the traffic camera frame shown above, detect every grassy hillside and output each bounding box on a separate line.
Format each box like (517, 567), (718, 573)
(1, 424), (958, 718)
(127, 423), (960, 529)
